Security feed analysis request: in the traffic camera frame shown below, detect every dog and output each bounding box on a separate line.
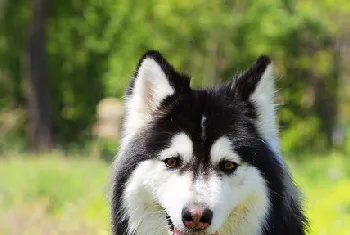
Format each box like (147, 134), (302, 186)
(111, 50), (308, 235)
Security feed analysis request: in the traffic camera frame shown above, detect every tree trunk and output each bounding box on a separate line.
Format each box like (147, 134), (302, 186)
(24, 0), (53, 151)
(313, 39), (340, 149)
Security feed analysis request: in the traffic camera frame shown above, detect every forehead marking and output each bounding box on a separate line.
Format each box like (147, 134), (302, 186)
(201, 115), (207, 140)
(158, 133), (193, 163)
(210, 136), (241, 164)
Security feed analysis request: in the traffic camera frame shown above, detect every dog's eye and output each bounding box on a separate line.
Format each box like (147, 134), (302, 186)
(164, 157), (181, 168)
(219, 160), (238, 173)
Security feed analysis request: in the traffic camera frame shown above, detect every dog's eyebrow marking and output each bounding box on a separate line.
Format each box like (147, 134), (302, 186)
(201, 115), (207, 140)
(210, 136), (241, 164)
(158, 132), (193, 163)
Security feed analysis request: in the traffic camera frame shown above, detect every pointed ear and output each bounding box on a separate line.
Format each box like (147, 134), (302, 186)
(231, 55), (272, 100)
(126, 51), (177, 114)
(232, 55), (279, 152)
(122, 50), (189, 140)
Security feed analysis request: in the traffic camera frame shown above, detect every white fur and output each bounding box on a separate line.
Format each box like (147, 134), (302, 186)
(250, 63), (280, 154)
(208, 136), (270, 235)
(122, 133), (194, 235)
(214, 166), (270, 235)
(159, 133), (193, 163)
(116, 58), (175, 165)
(123, 58), (175, 148)
(122, 160), (171, 235)
(210, 136), (241, 164)
(122, 135), (270, 235)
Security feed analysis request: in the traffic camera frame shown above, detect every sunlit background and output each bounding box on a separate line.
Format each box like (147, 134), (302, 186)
(0, 0), (350, 234)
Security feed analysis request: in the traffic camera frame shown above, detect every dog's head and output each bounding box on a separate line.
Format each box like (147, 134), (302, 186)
(114, 51), (284, 235)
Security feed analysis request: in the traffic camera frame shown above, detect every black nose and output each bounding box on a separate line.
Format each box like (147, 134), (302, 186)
(181, 206), (213, 230)
(200, 208), (213, 224)
(182, 207), (193, 222)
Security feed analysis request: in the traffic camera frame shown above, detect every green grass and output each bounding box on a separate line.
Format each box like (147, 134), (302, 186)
(289, 153), (350, 235)
(0, 152), (349, 235)
(0, 153), (111, 235)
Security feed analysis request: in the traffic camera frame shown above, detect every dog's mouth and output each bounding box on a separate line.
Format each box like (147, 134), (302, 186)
(165, 213), (218, 235)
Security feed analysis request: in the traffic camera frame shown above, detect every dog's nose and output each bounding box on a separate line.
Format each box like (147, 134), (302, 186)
(181, 206), (213, 230)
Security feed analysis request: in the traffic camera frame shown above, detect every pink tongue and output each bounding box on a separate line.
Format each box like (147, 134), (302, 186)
(173, 228), (218, 235)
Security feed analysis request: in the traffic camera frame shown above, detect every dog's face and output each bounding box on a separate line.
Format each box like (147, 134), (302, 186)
(115, 51), (283, 235)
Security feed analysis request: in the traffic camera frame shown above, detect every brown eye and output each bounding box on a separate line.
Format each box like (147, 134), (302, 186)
(224, 161), (235, 170)
(219, 160), (238, 174)
(164, 157), (181, 168)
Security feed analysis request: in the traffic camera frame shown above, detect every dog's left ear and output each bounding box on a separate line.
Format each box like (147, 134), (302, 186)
(232, 55), (279, 151)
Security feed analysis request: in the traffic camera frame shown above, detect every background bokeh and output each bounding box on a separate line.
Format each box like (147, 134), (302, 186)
(0, 0), (349, 234)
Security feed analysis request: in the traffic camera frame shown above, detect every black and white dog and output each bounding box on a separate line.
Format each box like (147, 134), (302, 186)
(111, 51), (307, 235)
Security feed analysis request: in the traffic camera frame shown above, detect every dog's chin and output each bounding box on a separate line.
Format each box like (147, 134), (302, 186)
(173, 228), (218, 235)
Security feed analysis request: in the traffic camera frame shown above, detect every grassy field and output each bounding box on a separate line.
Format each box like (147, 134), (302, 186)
(0, 152), (349, 235)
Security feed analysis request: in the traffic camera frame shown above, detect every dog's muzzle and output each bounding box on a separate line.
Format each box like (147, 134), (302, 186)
(165, 211), (219, 235)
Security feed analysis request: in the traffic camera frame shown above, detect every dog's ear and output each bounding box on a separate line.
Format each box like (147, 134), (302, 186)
(126, 51), (177, 114)
(231, 55), (273, 101)
(123, 50), (189, 139)
(231, 55), (279, 152)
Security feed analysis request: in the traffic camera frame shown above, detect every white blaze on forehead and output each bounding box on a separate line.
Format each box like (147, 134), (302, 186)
(210, 136), (241, 164)
(159, 133), (193, 163)
(201, 115), (207, 139)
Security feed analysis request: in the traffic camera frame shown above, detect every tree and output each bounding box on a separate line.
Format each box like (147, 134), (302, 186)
(0, 0), (349, 154)
(24, 0), (53, 151)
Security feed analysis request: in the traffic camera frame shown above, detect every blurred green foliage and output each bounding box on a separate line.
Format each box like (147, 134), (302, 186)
(0, 153), (349, 235)
(0, 0), (350, 153)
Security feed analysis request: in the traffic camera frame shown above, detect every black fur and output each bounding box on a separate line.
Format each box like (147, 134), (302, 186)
(112, 50), (308, 235)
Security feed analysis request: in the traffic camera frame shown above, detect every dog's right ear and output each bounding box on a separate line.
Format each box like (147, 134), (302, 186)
(123, 50), (189, 139)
